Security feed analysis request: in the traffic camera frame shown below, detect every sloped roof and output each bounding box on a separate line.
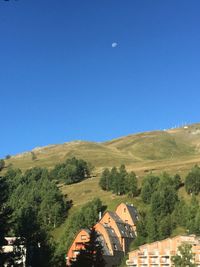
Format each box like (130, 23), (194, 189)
(96, 234), (111, 255)
(106, 211), (135, 238)
(116, 222), (135, 238)
(107, 211), (124, 223)
(103, 225), (122, 252)
(126, 204), (138, 223)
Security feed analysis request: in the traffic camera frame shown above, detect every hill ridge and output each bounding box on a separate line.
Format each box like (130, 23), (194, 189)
(5, 122), (200, 176)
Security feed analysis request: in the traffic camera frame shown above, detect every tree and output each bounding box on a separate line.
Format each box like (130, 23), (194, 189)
(31, 151), (37, 161)
(185, 196), (199, 234)
(7, 167), (68, 230)
(194, 209), (200, 235)
(70, 228), (105, 267)
(151, 186), (178, 217)
(141, 175), (160, 203)
(146, 213), (157, 243)
(173, 174), (182, 190)
(112, 165), (127, 195)
(1, 166), (69, 266)
(171, 243), (197, 267)
(185, 165), (200, 195)
(50, 157), (90, 184)
(125, 171), (138, 197)
(133, 211), (148, 248)
(99, 168), (111, 191)
(158, 215), (172, 240)
(57, 199), (103, 263)
(172, 199), (188, 227)
(0, 176), (12, 266)
(15, 206), (54, 267)
(0, 159), (5, 171)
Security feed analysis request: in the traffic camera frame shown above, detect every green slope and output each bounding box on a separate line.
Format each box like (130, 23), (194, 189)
(4, 123), (200, 176)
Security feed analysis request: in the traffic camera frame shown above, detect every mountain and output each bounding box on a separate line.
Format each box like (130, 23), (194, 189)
(5, 123), (200, 244)
(5, 123), (200, 177)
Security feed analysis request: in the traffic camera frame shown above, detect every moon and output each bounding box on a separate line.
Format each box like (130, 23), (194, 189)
(112, 42), (118, 48)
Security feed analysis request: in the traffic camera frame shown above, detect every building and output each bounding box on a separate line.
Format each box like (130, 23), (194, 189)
(1, 237), (26, 267)
(126, 235), (200, 267)
(66, 203), (138, 267)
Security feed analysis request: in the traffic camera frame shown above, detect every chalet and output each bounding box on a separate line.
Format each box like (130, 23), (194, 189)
(66, 203), (138, 267)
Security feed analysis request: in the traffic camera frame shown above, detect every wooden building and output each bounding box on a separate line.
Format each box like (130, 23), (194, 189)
(66, 203), (138, 267)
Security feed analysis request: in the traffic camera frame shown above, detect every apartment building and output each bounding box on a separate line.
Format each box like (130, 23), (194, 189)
(126, 235), (200, 267)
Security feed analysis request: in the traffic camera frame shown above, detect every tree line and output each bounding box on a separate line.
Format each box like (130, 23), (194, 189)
(134, 169), (200, 248)
(0, 173), (105, 266)
(99, 165), (138, 197)
(50, 157), (91, 184)
(0, 166), (71, 266)
(0, 156), (91, 185)
(99, 164), (200, 249)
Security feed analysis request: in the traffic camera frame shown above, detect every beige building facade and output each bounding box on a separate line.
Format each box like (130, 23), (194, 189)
(126, 235), (200, 267)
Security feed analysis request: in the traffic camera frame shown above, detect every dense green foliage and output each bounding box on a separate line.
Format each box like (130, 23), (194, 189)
(50, 157), (91, 184)
(185, 165), (200, 195)
(141, 174), (160, 203)
(5, 167), (68, 229)
(1, 155), (200, 266)
(1, 167), (70, 267)
(99, 165), (138, 196)
(171, 243), (197, 267)
(0, 176), (11, 266)
(133, 170), (200, 248)
(56, 198), (103, 264)
(173, 196), (200, 235)
(70, 228), (105, 267)
(99, 164), (200, 252)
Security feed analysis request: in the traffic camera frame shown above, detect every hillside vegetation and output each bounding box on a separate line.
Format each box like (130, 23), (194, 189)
(2, 124), (200, 267)
(4, 123), (200, 178)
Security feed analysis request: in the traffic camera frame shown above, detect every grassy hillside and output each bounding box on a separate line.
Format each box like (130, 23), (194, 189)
(4, 123), (200, 177)
(4, 123), (200, 245)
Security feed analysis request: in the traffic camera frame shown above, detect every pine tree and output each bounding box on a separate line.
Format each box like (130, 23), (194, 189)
(141, 175), (160, 203)
(99, 168), (111, 191)
(158, 215), (172, 240)
(0, 176), (11, 266)
(146, 213), (158, 243)
(185, 165), (200, 195)
(70, 228), (105, 267)
(125, 171), (138, 197)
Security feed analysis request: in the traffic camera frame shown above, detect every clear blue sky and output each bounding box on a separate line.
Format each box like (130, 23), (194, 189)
(1, 0), (200, 158)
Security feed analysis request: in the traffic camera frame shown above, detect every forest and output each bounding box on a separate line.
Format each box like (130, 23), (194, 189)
(0, 157), (200, 266)
(99, 164), (200, 247)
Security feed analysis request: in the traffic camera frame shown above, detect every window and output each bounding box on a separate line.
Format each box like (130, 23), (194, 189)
(124, 208), (126, 213)
(81, 235), (87, 240)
